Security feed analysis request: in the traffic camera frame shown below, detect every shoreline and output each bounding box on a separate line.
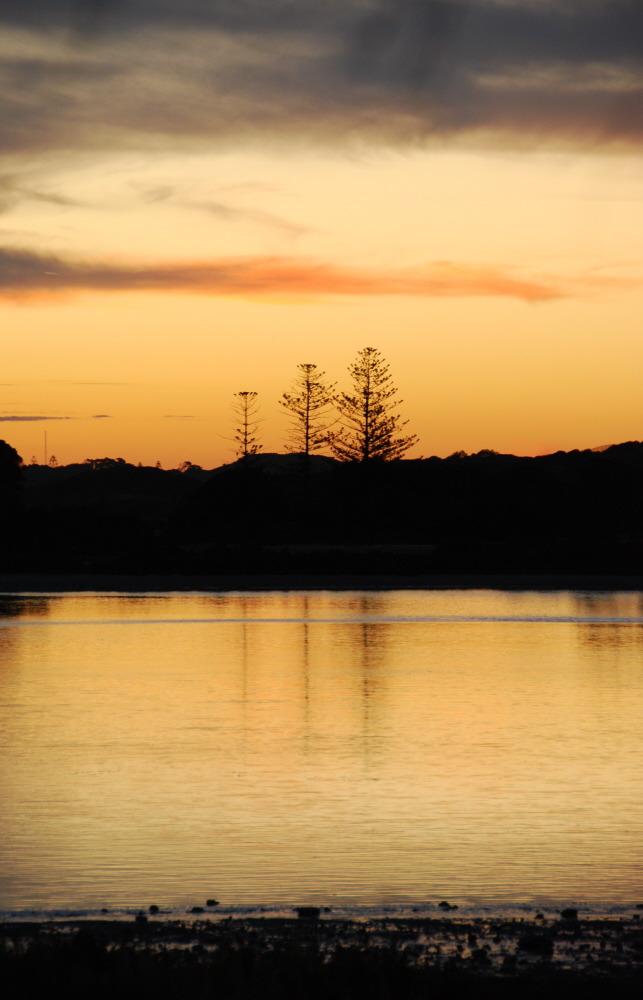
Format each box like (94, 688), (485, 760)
(3, 914), (643, 997)
(3, 572), (643, 593)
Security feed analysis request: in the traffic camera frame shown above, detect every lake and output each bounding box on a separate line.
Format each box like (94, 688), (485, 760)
(1, 589), (642, 919)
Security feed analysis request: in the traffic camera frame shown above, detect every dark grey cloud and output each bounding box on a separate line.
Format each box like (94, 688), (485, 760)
(0, 414), (74, 421)
(91, 413), (111, 417)
(0, 3), (640, 154)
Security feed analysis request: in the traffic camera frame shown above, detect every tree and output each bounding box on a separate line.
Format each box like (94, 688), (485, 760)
(0, 439), (24, 556)
(330, 347), (418, 462)
(231, 391), (262, 458)
(279, 363), (335, 456)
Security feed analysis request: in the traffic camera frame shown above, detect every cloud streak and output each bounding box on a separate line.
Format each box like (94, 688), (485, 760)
(0, 2), (641, 154)
(0, 173), (83, 213)
(0, 414), (74, 421)
(0, 246), (631, 303)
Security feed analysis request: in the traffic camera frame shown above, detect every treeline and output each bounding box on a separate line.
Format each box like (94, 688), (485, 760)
(4, 439), (643, 576)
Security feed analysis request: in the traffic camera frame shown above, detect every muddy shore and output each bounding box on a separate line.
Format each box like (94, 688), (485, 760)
(3, 914), (643, 998)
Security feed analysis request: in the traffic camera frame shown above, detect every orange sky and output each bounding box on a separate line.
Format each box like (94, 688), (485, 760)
(1, 3), (642, 467)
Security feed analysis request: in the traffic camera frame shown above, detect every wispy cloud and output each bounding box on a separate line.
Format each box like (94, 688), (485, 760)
(0, 173), (83, 214)
(0, 414), (74, 421)
(138, 184), (308, 236)
(91, 413), (111, 418)
(191, 201), (309, 237)
(0, 246), (633, 303)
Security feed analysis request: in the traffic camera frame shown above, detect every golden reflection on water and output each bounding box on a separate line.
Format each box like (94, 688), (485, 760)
(1, 591), (643, 911)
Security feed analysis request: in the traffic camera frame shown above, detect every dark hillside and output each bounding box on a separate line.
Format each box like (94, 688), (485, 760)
(171, 446), (643, 573)
(19, 459), (214, 574)
(7, 443), (643, 575)
(25, 459), (212, 519)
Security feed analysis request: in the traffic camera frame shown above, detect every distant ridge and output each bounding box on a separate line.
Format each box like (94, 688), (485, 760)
(585, 440), (643, 466)
(10, 439), (643, 575)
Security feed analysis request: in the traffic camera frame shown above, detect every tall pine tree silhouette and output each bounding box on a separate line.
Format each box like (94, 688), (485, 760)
(231, 391), (262, 458)
(330, 347), (417, 461)
(279, 364), (335, 456)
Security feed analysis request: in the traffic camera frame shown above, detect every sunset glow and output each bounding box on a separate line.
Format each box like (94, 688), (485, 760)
(1, 2), (642, 467)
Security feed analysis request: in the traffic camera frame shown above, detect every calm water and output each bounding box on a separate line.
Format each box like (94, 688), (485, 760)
(1, 590), (643, 918)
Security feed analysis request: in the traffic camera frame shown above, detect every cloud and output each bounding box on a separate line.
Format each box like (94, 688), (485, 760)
(191, 201), (309, 237)
(0, 2), (640, 154)
(0, 245), (632, 303)
(91, 413), (111, 417)
(139, 185), (309, 236)
(0, 174), (82, 213)
(0, 414), (74, 421)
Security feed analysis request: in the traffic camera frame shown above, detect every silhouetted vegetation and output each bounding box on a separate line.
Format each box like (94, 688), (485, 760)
(0, 439), (24, 563)
(7, 440), (643, 576)
(230, 391), (262, 458)
(330, 347), (418, 462)
(280, 363), (335, 455)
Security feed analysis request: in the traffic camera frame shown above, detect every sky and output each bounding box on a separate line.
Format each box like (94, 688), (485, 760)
(0, 0), (642, 468)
